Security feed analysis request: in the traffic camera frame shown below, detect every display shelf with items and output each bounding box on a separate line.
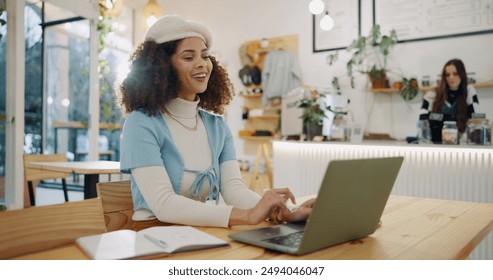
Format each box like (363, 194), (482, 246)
(239, 91), (281, 146)
(238, 85), (279, 190)
(370, 81), (493, 93)
(237, 35), (300, 189)
(238, 93), (278, 190)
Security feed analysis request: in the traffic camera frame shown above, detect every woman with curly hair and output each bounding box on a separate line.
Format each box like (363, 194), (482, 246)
(116, 15), (312, 229)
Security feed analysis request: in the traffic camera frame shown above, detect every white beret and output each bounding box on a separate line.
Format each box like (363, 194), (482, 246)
(144, 15), (213, 47)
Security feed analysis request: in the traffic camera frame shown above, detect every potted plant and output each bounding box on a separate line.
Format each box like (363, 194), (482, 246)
(399, 77), (419, 101)
(297, 89), (330, 141)
(345, 25), (398, 89)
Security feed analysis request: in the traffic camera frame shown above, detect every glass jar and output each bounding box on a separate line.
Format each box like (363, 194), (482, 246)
(330, 108), (350, 141)
(421, 75), (430, 87)
(442, 121), (458, 145)
(467, 119), (484, 145)
(330, 124), (346, 141)
(467, 72), (476, 84)
(330, 118), (348, 141)
(436, 74), (442, 86)
(467, 119), (491, 145)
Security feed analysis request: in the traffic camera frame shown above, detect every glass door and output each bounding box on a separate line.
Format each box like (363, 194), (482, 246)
(43, 2), (90, 160)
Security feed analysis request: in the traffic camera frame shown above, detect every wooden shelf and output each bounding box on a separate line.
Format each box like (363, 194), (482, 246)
(239, 93), (262, 98)
(239, 90), (280, 158)
(247, 115), (280, 121)
(239, 135), (274, 141)
(371, 81), (493, 93)
(471, 82), (493, 88)
(370, 88), (399, 93)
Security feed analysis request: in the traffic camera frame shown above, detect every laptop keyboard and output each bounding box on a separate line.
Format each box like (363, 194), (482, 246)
(263, 231), (304, 248)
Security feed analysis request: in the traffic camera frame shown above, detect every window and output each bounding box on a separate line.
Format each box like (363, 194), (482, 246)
(0, 0), (134, 204)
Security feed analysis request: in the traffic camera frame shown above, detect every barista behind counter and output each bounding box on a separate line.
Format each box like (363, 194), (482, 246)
(419, 58), (479, 143)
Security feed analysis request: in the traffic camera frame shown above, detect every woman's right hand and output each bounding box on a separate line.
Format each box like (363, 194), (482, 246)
(247, 188), (295, 225)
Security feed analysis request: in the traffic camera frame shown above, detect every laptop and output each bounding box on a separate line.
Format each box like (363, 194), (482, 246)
(229, 157), (404, 255)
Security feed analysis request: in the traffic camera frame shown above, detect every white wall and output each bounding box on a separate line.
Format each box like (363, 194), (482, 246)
(159, 0), (493, 159)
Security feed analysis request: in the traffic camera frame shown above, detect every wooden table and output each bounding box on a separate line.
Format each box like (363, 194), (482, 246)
(11, 195), (493, 260)
(26, 161), (120, 199)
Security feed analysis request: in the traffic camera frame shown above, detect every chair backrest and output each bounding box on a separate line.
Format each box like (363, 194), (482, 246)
(97, 180), (134, 231)
(23, 153), (69, 181)
(0, 198), (106, 259)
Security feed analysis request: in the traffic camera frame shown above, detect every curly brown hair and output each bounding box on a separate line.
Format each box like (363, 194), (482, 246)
(116, 39), (235, 116)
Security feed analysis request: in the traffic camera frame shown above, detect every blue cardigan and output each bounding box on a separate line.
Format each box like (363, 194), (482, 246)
(120, 109), (237, 211)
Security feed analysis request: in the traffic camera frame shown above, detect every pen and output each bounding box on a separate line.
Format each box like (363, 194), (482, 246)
(143, 234), (168, 249)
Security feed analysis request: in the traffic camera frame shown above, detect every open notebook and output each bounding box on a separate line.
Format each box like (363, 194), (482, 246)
(76, 226), (229, 260)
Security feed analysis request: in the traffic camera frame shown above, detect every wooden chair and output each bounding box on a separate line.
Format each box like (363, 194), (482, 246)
(97, 180), (134, 231)
(23, 153), (69, 206)
(0, 198), (106, 259)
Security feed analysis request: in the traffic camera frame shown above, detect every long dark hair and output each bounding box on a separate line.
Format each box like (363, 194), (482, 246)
(432, 58), (469, 132)
(116, 39), (235, 117)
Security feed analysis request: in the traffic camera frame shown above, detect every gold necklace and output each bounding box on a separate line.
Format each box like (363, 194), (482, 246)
(164, 108), (198, 131)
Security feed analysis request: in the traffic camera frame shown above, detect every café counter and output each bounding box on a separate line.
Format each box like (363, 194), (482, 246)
(272, 140), (493, 259)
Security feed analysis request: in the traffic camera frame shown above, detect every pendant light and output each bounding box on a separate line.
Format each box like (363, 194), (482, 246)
(99, 0), (123, 18)
(143, 0), (164, 30)
(308, 0), (325, 15)
(320, 10), (334, 31)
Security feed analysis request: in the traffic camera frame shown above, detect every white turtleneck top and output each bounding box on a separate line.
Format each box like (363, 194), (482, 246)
(130, 97), (260, 227)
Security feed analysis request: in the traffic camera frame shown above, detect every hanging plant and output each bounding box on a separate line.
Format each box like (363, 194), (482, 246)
(331, 77), (342, 95)
(98, 1), (116, 123)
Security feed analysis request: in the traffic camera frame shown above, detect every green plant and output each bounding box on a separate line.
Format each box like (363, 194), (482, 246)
(400, 77), (419, 101)
(345, 25), (398, 88)
(297, 90), (330, 126)
(0, 0), (6, 42)
(0, 113), (14, 132)
(0, 113), (5, 130)
(331, 77), (342, 95)
(98, 1), (116, 123)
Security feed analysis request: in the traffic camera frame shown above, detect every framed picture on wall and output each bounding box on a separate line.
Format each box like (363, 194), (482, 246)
(312, 0), (361, 52)
(374, 0), (493, 43)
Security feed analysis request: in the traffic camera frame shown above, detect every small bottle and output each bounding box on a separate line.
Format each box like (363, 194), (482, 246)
(482, 123), (491, 145)
(480, 119), (490, 145)
(442, 121), (458, 144)
(417, 120), (432, 144)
